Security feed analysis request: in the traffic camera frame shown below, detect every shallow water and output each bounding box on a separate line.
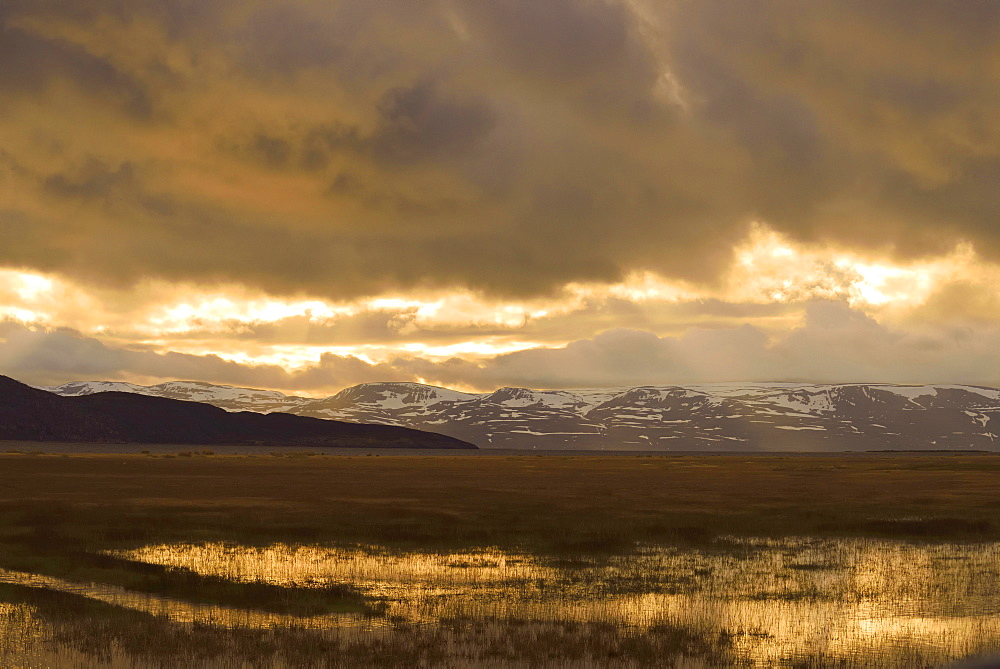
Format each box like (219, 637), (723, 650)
(0, 567), (350, 628)
(3, 538), (1000, 666)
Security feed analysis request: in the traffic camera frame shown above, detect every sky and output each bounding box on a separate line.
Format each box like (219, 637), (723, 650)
(1, 0), (999, 395)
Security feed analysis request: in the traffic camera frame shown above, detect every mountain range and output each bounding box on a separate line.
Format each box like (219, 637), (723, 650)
(0, 376), (474, 449)
(41, 379), (1000, 451)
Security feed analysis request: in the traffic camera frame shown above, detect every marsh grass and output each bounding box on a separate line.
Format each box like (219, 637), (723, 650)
(0, 543), (376, 616)
(6, 536), (1000, 666)
(0, 583), (741, 668)
(3, 534), (1000, 667)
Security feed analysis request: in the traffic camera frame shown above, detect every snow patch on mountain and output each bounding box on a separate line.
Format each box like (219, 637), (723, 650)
(41, 380), (310, 412)
(43, 381), (151, 396)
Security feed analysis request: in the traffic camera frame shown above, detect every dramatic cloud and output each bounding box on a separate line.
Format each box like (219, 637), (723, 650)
(2, 0), (995, 300)
(1, 1), (997, 390)
(666, 0), (1000, 257)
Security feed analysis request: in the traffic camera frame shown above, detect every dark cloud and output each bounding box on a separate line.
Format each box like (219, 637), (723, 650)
(0, 20), (152, 117)
(238, 4), (347, 75)
(458, 0), (669, 125)
(371, 79), (497, 165)
(464, 0), (640, 81)
(666, 0), (1000, 254)
(0, 0), (996, 299)
(43, 160), (138, 200)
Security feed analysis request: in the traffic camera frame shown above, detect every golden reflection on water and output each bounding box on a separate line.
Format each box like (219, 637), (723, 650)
(125, 544), (550, 611)
(0, 599), (100, 668)
(113, 538), (1000, 666)
(2, 538), (1000, 666)
(0, 601), (45, 661)
(0, 567), (346, 629)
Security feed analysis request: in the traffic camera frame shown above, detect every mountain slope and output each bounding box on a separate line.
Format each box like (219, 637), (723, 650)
(46, 380), (309, 412)
(42, 379), (1000, 451)
(3, 376), (475, 448)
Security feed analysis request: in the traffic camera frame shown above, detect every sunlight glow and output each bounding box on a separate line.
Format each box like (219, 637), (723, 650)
(728, 223), (969, 310)
(395, 340), (545, 359)
(566, 272), (697, 303)
(14, 273), (53, 300)
(0, 270), (61, 324)
(0, 222), (997, 381)
(147, 298), (347, 332)
(1, 307), (41, 323)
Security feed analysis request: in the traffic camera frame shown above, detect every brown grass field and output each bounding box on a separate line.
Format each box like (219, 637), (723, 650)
(2, 450), (999, 553)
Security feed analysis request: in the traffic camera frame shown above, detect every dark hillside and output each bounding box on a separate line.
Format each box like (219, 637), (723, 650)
(0, 376), (474, 449)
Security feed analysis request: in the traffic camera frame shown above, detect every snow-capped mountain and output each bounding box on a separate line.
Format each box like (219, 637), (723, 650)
(43, 380), (309, 413)
(40, 380), (1000, 451)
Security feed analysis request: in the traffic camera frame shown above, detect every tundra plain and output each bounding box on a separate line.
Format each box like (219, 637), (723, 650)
(2, 451), (1000, 666)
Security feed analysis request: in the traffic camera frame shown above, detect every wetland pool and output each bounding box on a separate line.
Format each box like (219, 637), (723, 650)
(2, 537), (1000, 667)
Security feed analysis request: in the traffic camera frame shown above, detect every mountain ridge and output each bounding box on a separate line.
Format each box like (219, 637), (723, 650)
(40, 379), (1000, 451)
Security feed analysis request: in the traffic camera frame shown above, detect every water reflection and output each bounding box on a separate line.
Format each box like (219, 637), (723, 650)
(118, 538), (1000, 665)
(0, 599), (102, 668)
(2, 538), (1000, 666)
(0, 567), (352, 628)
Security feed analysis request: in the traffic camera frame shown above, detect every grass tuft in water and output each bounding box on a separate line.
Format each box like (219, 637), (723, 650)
(0, 548), (378, 616)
